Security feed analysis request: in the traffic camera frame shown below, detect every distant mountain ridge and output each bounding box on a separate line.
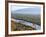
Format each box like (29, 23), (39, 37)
(11, 7), (40, 15)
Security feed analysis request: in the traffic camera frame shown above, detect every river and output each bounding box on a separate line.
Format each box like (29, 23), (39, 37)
(11, 18), (41, 30)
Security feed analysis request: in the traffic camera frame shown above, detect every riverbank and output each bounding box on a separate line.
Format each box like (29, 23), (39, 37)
(12, 18), (41, 30)
(11, 21), (35, 31)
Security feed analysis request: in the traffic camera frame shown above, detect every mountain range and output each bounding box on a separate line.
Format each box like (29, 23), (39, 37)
(11, 7), (40, 15)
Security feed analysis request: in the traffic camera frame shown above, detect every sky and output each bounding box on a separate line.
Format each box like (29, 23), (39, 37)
(11, 5), (40, 11)
(11, 5), (33, 11)
(11, 5), (41, 14)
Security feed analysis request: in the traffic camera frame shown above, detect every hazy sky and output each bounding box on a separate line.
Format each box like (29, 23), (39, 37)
(11, 5), (32, 11)
(11, 5), (41, 14)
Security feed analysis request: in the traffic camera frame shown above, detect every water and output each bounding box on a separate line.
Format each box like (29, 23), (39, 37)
(11, 18), (41, 30)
